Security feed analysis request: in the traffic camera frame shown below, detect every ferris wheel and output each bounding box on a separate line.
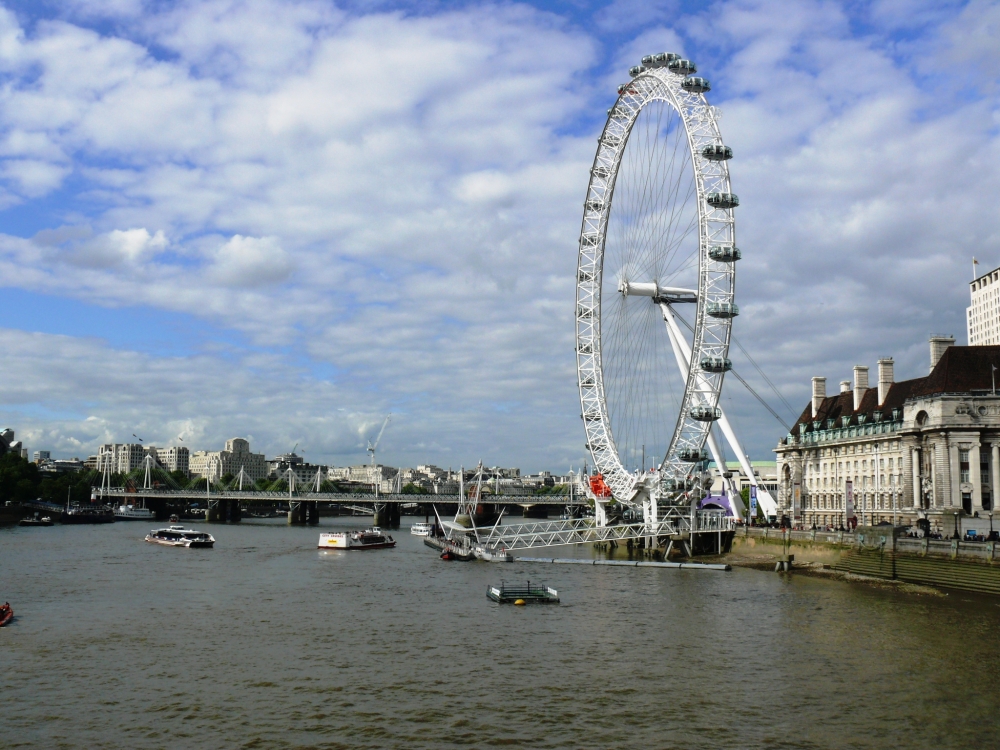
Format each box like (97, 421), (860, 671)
(576, 52), (746, 515)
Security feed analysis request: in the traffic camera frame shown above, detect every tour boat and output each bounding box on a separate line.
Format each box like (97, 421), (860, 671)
(114, 503), (155, 521)
(145, 525), (215, 548)
(318, 527), (396, 550)
(0, 602), (12, 627)
(409, 522), (433, 537)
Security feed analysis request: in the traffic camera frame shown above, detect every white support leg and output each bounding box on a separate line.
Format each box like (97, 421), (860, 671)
(660, 301), (757, 520)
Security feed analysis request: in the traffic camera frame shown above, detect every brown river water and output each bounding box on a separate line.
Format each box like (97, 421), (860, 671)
(3, 517), (1000, 749)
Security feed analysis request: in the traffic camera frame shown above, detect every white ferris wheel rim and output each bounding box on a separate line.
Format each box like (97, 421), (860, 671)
(575, 57), (737, 507)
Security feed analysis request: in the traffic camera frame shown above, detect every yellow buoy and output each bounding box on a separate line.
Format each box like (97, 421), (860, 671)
(514, 599), (526, 606)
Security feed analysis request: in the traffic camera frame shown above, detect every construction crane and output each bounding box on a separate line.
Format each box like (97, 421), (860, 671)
(367, 414), (391, 498)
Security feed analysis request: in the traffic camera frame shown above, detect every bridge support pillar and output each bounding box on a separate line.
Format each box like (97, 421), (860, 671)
(373, 502), (400, 529)
(288, 501), (306, 525)
(207, 497), (223, 523)
(228, 499), (241, 523)
(306, 502), (319, 525)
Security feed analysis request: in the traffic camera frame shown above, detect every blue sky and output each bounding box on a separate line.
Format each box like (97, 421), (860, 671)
(0, 0), (998, 471)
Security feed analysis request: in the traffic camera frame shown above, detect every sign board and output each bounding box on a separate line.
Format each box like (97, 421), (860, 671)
(793, 481), (801, 521)
(750, 485), (757, 520)
(845, 479), (855, 520)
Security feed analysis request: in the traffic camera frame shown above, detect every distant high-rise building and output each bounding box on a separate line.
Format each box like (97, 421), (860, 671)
(0, 429), (24, 458)
(968, 264), (1000, 345)
(34, 450), (51, 463)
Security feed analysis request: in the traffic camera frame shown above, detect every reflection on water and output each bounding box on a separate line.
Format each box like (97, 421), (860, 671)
(3, 518), (1000, 748)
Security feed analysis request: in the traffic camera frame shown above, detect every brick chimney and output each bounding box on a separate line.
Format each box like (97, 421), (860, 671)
(929, 335), (954, 372)
(811, 376), (826, 418)
(853, 365), (869, 411)
(840, 380), (851, 394)
(877, 358), (894, 406)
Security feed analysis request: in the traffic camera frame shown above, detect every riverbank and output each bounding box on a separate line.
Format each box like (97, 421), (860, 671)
(700, 526), (1000, 596)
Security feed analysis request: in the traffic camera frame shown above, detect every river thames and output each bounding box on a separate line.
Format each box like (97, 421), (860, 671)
(3, 517), (1000, 749)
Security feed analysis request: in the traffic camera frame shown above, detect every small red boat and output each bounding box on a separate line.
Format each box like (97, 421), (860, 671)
(0, 602), (12, 627)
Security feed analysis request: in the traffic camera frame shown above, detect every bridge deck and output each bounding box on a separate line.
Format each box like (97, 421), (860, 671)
(92, 489), (586, 506)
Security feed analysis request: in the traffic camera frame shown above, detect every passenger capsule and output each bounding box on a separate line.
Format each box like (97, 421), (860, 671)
(617, 83), (633, 95)
(681, 77), (710, 93)
(708, 245), (741, 262)
(580, 234), (600, 247)
(581, 376), (595, 387)
(700, 356), (732, 373)
(591, 166), (610, 180)
(629, 65), (645, 78)
(689, 405), (721, 422)
(577, 342), (593, 354)
(706, 301), (739, 318)
(678, 447), (709, 462)
(667, 59), (697, 75)
(585, 199), (604, 212)
(578, 269), (594, 282)
(577, 306), (593, 318)
(702, 144), (733, 161)
(706, 192), (739, 209)
(601, 134), (622, 148)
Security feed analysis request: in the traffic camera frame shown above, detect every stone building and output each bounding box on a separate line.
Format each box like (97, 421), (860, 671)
(97, 443), (148, 473)
(775, 336), (1000, 533)
(268, 453), (328, 486)
(150, 446), (189, 476)
(189, 438), (267, 483)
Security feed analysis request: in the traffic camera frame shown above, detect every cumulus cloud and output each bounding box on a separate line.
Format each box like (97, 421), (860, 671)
(209, 235), (293, 287)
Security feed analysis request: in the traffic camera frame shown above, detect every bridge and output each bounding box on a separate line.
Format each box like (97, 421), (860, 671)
(93, 486), (587, 526)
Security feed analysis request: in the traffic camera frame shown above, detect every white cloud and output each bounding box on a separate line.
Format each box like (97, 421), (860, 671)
(210, 235), (293, 287)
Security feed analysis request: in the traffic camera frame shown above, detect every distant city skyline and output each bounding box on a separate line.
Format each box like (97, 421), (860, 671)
(0, 1), (998, 471)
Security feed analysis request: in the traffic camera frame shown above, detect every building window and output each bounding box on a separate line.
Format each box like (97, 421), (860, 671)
(960, 450), (970, 484)
(981, 453), (991, 486)
(962, 492), (972, 514)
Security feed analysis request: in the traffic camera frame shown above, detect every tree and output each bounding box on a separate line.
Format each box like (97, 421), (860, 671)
(401, 483), (429, 495)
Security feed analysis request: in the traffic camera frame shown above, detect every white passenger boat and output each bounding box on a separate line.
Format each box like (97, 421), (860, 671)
(145, 525), (215, 548)
(409, 522), (433, 537)
(114, 503), (155, 521)
(318, 527), (396, 550)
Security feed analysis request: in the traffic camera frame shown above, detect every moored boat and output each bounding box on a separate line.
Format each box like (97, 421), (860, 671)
(114, 503), (155, 521)
(145, 525), (215, 548)
(0, 602), (12, 626)
(19, 514), (54, 527)
(410, 522), (433, 537)
(487, 582), (559, 604)
(318, 527), (396, 550)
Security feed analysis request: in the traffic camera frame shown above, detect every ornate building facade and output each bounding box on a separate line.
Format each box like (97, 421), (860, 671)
(775, 337), (1000, 533)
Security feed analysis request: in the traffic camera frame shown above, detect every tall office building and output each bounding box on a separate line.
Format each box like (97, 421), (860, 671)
(968, 263), (1000, 345)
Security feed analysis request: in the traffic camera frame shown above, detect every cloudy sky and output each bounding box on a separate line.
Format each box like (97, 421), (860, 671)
(0, 0), (997, 471)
